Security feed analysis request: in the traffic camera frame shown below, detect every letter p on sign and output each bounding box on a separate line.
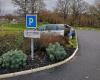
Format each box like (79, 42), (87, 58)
(26, 15), (37, 29)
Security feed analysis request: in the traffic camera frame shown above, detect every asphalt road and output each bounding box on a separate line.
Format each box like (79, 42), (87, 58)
(3, 30), (100, 80)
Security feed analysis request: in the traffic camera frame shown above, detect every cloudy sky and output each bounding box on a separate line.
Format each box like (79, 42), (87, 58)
(0, 0), (17, 14)
(0, 0), (95, 14)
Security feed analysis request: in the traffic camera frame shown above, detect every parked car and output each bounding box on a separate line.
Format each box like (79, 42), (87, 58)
(39, 24), (75, 38)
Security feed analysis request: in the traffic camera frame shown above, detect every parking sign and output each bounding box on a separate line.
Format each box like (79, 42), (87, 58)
(26, 15), (37, 28)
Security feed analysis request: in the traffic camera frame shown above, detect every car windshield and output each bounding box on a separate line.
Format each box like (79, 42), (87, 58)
(45, 24), (65, 30)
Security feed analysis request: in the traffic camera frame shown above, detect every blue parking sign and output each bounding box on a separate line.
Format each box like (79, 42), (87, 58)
(26, 15), (37, 28)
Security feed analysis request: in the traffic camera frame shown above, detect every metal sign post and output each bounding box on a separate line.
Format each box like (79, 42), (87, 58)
(24, 30), (40, 60)
(31, 38), (34, 60)
(25, 15), (38, 60)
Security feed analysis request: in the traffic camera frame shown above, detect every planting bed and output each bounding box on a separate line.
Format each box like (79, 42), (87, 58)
(0, 48), (75, 75)
(0, 32), (76, 75)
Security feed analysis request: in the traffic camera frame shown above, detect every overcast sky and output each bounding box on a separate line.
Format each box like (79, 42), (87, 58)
(0, 0), (95, 14)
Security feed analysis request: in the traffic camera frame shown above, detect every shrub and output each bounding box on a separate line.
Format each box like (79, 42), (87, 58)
(16, 32), (24, 46)
(46, 42), (67, 62)
(69, 38), (77, 48)
(0, 35), (17, 56)
(1, 50), (27, 69)
(37, 34), (69, 51)
(19, 38), (31, 55)
(20, 34), (69, 53)
(0, 33), (24, 56)
(0, 57), (2, 68)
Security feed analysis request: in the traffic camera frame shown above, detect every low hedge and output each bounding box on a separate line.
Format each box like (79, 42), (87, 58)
(0, 50), (27, 69)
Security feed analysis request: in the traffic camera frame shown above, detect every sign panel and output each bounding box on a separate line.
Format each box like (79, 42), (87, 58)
(26, 15), (37, 28)
(24, 30), (40, 38)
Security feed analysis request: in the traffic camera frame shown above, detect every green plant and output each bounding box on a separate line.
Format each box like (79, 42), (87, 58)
(0, 33), (24, 56)
(19, 38), (31, 55)
(37, 34), (69, 51)
(46, 42), (67, 62)
(16, 32), (24, 46)
(0, 57), (2, 68)
(0, 35), (17, 56)
(69, 38), (77, 48)
(1, 50), (27, 69)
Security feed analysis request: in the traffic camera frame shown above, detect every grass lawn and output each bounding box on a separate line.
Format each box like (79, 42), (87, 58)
(75, 26), (100, 31)
(0, 23), (25, 31)
(0, 23), (44, 31)
(0, 22), (44, 35)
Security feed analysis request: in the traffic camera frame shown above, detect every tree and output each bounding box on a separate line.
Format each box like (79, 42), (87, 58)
(55, 0), (70, 21)
(12, 0), (45, 16)
(29, 0), (45, 14)
(36, 0), (45, 13)
(89, 3), (100, 27)
(5, 14), (14, 22)
(54, 0), (89, 25)
(12, 0), (28, 16)
(70, 0), (89, 25)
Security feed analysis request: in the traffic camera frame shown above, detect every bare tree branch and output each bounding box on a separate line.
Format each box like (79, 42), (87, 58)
(55, 0), (70, 20)
(12, 0), (45, 16)
(70, 0), (89, 25)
